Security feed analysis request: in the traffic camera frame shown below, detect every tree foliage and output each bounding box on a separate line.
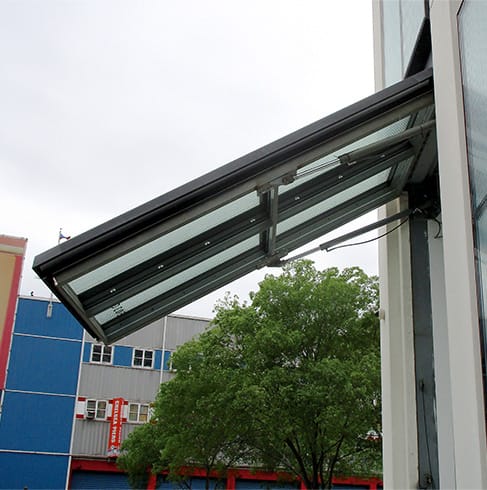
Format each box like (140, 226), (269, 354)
(118, 262), (381, 489)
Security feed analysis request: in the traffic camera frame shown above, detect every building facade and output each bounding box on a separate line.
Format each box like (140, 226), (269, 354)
(374, 1), (487, 488)
(0, 295), (208, 489)
(10, 2), (487, 489)
(0, 295), (382, 489)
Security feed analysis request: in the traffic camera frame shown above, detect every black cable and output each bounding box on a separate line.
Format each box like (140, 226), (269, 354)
(432, 217), (442, 239)
(325, 218), (410, 252)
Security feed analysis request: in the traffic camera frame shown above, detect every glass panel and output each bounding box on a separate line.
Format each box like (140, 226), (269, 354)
(86, 400), (96, 411)
(70, 192), (259, 294)
(459, 0), (487, 403)
(382, 0), (425, 86)
(400, 0), (425, 71)
(382, 0), (403, 86)
(128, 404), (138, 422)
(144, 351), (153, 367)
(102, 346), (112, 363)
(91, 344), (101, 362)
(133, 349), (143, 366)
(94, 236), (260, 325)
(139, 405), (149, 422)
(282, 117), (410, 194)
(97, 401), (107, 419)
(277, 168), (391, 236)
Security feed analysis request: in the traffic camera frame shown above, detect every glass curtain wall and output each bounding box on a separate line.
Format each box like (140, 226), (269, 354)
(458, 0), (487, 409)
(381, 0), (426, 86)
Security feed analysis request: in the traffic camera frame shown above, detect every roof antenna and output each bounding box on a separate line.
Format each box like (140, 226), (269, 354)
(47, 228), (71, 318)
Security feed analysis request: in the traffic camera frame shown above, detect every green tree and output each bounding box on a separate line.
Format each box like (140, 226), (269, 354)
(119, 319), (256, 490)
(116, 421), (164, 489)
(118, 262), (381, 489)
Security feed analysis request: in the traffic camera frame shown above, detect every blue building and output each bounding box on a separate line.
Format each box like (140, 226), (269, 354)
(0, 297), (82, 489)
(0, 296), (208, 489)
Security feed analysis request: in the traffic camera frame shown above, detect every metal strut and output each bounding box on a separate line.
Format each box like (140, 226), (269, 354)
(268, 208), (414, 267)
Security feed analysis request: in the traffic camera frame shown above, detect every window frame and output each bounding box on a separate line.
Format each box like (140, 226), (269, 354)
(132, 348), (154, 369)
(128, 402), (150, 423)
(86, 399), (108, 420)
(165, 350), (176, 372)
(90, 343), (113, 364)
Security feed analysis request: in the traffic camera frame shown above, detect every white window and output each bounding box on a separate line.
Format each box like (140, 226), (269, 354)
(90, 344), (112, 364)
(165, 350), (178, 372)
(132, 348), (154, 368)
(86, 399), (108, 420)
(128, 402), (150, 423)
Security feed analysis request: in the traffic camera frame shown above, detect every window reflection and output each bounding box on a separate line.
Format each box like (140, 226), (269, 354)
(459, 0), (487, 402)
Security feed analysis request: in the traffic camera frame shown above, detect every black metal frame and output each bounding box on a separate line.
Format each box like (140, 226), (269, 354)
(408, 181), (440, 489)
(103, 246), (265, 341)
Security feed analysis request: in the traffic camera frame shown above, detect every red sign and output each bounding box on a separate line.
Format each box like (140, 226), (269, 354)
(107, 397), (124, 457)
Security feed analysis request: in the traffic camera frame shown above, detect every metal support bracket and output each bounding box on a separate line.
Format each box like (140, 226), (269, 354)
(409, 183), (440, 489)
(269, 207), (414, 267)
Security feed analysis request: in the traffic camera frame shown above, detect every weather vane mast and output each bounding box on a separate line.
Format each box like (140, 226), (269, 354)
(47, 228), (71, 317)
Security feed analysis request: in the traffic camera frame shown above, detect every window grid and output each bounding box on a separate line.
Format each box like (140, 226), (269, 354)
(128, 403), (150, 423)
(132, 348), (154, 368)
(86, 399), (108, 420)
(90, 344), (112, 364)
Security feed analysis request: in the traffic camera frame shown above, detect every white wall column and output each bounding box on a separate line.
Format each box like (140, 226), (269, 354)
(378, 196), (418, 489)
(373, 3), (419, 486)
(430, 1), (487, 487)
(428, 218), (455, 489)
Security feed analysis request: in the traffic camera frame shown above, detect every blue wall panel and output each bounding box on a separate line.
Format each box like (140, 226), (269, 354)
(0, 452), (69, 489)
(6, 335), (81, 394)
(83, 341), (91, 362)
(0, 392), (74, 452)
(71, 471), (131, 489)
(114, 345), (132, 367)
(14, 298), (83, 339)
(154, 349), (162, 370)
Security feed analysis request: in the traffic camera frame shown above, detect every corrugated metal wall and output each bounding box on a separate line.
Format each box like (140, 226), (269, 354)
(85, 316), (166, 349)
(74, 314), (209, 460)
(165, 315), (209, 349)
(84, 314), (209, 351)
(72, 420), (110, 456)
(72, 420), (140, 456)
(159, 371), (175, 383)
(79, 363), (161, 401)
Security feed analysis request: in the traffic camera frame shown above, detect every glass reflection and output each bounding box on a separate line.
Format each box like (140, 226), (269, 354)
(94, 236), (260, 325)
(459, 0), (487, 401)
(70, 192), (258, 294)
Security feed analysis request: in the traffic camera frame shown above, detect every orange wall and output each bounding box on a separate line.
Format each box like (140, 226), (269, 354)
(0, 235), (27, 389)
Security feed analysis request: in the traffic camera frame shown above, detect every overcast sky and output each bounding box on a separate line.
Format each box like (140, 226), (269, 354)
(0, 0), (377, 318)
